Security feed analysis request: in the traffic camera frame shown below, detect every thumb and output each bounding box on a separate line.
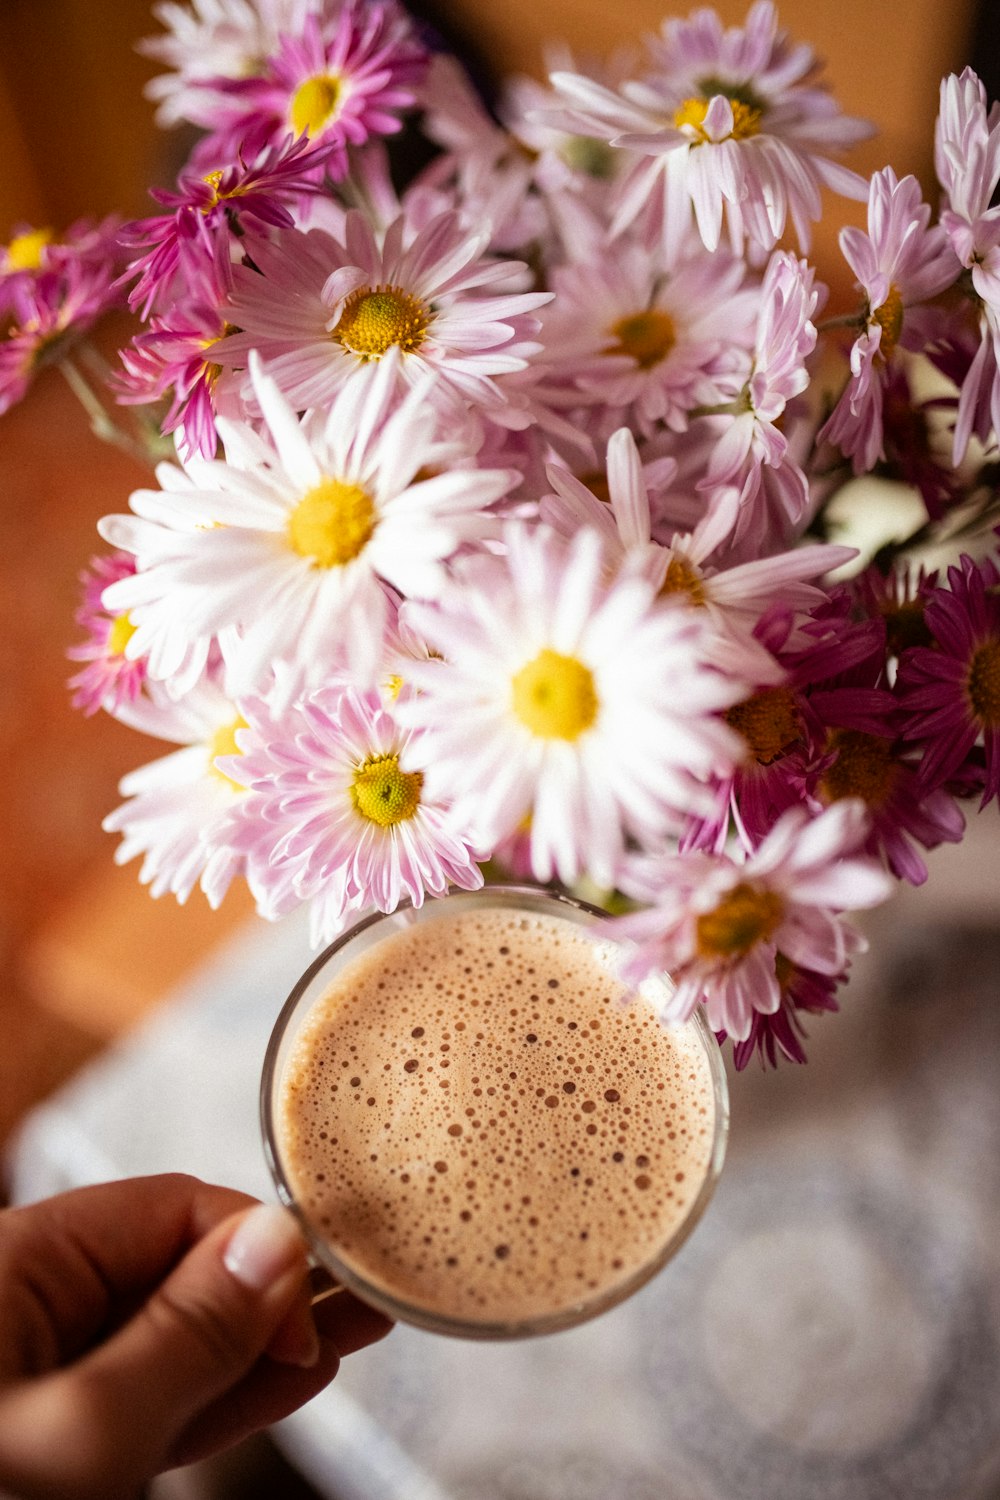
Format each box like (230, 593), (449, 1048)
(3, 1204), (315, 1500)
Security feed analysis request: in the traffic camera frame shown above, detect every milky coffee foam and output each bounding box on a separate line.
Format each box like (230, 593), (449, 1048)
(277, 907), (716, 1327)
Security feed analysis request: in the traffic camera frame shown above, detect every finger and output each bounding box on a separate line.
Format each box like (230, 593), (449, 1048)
(0, 1175), (259, 1375)
(168, 1294), (393, 1468)
(166, 1332), (341, 1467)
(0, 1203), (312, 1499)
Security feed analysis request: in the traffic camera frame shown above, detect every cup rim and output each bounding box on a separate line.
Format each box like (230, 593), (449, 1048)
(261, 883), (729, 1340)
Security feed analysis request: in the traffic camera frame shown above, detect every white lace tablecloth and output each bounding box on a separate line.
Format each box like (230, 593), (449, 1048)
(7, 826), (1000, 1500)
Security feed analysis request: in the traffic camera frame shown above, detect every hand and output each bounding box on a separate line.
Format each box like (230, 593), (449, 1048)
(0, 1173), (392, 1500)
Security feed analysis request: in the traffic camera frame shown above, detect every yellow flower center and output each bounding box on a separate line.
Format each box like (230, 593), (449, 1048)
(511, 648), (598, 741)
(290, 73), (342, 137)
(819, 729), (898, 808)
(107, 612), (137, 657)
(696, 882), (784, 960)
(607, 309), (676, 369)
(967, 638), (1000, 726)
(208, 715), (248, 791)
(872, 284), (904, 359)
(332, 285), (430, 361)
(6, 227), (53, 271)
(351, 753), (423, 827)
(659, 553), (706, 605)
(674, 95), (762, 142)
(287, 478), (376, 567)
(726, 687), (802, 766)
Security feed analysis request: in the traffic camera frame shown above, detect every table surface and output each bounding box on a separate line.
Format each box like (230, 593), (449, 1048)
(7, 824), (1000, 1500)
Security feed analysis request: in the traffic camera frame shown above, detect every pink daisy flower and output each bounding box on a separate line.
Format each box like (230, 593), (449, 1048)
(218, 208), (550, 421)
(539, 226), (757, 434)
(542, 427), (854, 645)
(896, 552), (1000, 805)
(67, 552), (149, 716)
(703, 250), (820, 549)
(933, 68), (1000, 461)
(199, 4), (427, 174)
(397, 522), (762, 888)
(545, 0), (871, 257)
(216, 683), (484, 945)
(610, 800), (893, 1042)
(100, 352), (517, 699)
(819, 168), (959, 474)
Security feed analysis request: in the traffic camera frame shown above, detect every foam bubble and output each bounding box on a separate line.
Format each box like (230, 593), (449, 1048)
(278, 908), (716, 1324)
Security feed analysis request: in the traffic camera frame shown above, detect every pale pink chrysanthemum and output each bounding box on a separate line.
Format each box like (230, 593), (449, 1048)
(539, 225), (757, 434)
(102, 677), (259, 908)
(703, 249), (820, 549)
(397, 522), (761, 888)
(544, 0), (872, 258)
(933, 68), (1000, 461)
(217, 207), (550, 422)
(609, 800), (893, 1042)
(542, 428), (854, 648)
(99, 352), (517, 701)
(819, 168), (959, 473)
(67, 552), (149, 716)
(216, 683), (484, 945)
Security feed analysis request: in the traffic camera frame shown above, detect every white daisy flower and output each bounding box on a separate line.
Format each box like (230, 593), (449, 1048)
(397, 521), (756, 888)
(103, 677), (255, 907)
(99, 352), (518, 701)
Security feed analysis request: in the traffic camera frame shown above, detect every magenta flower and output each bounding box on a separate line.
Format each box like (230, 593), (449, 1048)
(67, 552), (148, 716)
(115, 235), (235, 461)
(896, 552), (1000, 805)
(200, 4), (427, 174)
(0, 252), (124, 416)
(0, 215), (122, 318)
(121, 131), (335, 319)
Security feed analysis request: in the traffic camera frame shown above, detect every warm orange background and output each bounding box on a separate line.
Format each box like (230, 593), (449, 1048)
(0, 0), (979, 1134)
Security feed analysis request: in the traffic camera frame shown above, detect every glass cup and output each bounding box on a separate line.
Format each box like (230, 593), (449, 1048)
(260, 882), (728, 1344)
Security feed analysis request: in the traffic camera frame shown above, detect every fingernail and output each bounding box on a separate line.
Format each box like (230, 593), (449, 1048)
(223, 1204), (305, 1291)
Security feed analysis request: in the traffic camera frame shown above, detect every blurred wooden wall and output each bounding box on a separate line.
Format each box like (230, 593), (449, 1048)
(0, 0), (166, 230)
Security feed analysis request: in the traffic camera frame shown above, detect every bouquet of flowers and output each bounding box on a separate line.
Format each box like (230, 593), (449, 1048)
(12, 0), (1000, 1069)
